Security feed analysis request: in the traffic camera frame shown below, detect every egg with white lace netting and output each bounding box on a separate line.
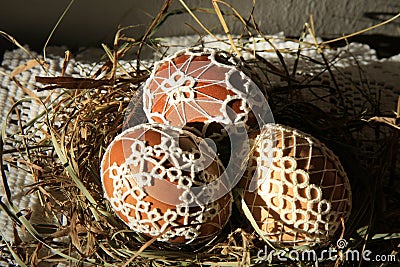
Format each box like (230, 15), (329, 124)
(241, 124), (352, 247)
(142, 48), (268, 134)
(100, 123), (232, 244)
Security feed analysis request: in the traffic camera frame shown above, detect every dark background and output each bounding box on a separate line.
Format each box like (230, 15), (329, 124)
(0, 0), (399, 59)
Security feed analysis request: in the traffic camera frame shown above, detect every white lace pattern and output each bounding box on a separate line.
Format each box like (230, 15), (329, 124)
(101, 123), (232, 243)
(244, 123), (352, 247)
(142, 48), (269, 132)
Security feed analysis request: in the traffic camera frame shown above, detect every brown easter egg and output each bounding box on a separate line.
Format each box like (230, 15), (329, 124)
(142, 48), (269, 134)
(101, 123), (232, 244)
(241, 124), (352, 247)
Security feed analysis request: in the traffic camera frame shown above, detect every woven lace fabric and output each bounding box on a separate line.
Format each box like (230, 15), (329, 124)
(0, 34), (399, 265)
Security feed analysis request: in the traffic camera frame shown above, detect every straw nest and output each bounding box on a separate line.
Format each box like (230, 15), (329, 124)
(1, 1), (399, 266)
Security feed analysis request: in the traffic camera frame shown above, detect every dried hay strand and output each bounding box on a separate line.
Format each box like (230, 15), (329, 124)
(1, 0), (400, 266)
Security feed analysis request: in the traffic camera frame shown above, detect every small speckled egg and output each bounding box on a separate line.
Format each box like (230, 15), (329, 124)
(100, 123), (232, 244)
(241, 123), (352, 247)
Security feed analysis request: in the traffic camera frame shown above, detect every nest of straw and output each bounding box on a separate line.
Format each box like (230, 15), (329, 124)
(1, 1), (399, 266)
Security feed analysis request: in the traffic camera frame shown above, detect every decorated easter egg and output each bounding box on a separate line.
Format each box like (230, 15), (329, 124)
(100, 123), (232, 244)
(142, 47), (269, 134)
(241, 124), (352, 247)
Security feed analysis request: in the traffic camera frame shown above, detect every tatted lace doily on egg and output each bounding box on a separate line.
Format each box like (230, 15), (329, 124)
(100, 124), (232, 243)
(142, 47), (269, 131)
(244, 124), (352, 247)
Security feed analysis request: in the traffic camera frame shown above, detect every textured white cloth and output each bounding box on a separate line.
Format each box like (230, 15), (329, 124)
(0, 34), (399, 264)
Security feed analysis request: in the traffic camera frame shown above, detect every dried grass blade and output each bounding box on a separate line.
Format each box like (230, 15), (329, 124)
(212, 0), (241, 56)
(368, 116), (400, 130)
(122, 238), (161, 266)
(70, 212), (83, 254)
(11, 77), (41, 101)
(98, 242), (123, 262)
(0, 197), (71, 264)
(1, 100), (29, 130)
(61, 50), (71, 76)
(136, 0), (173, 68)
(0, 231), (27, 267)
(0, 98), (40, 205)
(43, 0), (75, 60)
(35, 76), (111, 90)
(178, 0), (224, 44)
(239, 193), (308, 266)
(372, 233), (400, 241)
(0, 198), (21, 226)
(322, 12), (400, 45)
(10, 59), (44, 78)
(122, 227), (174, 267)
(48, 124), (97, 207)
(292, 24), (308, 77)
(0, 31), (47, 72)
(239, 197), (274, 248)
(101, 44), (114, 65)
(13, 208), (97, 265)
(0, 134), (12, 203)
